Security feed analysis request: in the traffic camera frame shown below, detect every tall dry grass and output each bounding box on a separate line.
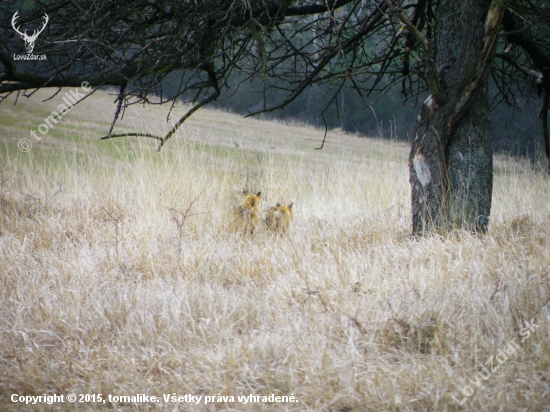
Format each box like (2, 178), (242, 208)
(0, 90), (549, 411)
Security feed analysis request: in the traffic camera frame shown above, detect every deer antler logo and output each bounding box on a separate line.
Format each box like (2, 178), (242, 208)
(12, 11), (49, 54)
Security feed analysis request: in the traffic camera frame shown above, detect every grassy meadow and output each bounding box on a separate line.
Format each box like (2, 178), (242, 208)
(1, 89), (550, 411)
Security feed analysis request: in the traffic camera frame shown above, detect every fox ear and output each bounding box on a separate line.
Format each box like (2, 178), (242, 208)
(276, 203), (281, 207)
(256, 192), (261, 197)
(243, 189), (248, 195)
(288, 203), (293, 209)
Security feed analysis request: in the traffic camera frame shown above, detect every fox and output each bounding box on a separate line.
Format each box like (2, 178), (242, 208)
(263, 202), (293, 233)
(231, 190), (262, 234)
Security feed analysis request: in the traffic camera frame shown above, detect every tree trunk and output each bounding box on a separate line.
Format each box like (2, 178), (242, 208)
(409, 0), (501, 235)
(447, 91), (493, 232)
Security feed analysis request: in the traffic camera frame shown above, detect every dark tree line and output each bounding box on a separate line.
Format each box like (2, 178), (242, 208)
(207, 73), (543, 156)
(1, 0), (549, 234)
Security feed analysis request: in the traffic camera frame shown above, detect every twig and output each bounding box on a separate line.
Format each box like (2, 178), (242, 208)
(315, 114), (329, 150)
(167, 191), (205, 249)
(99, 206), (124, 261)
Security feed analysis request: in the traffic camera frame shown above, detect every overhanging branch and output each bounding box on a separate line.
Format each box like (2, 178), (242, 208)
(245, 1), (389, 117)
(392, 2), (442, 104)
(101, 66), (220, 151)
(286, 0), (355, 16)
(496, 53), (544, 83)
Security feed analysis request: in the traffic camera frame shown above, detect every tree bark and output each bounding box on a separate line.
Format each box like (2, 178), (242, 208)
(447, 91), (493, 232)
(409, 0), (502, 235)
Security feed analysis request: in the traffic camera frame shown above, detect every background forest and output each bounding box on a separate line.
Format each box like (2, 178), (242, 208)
(205, 75), (544, 158)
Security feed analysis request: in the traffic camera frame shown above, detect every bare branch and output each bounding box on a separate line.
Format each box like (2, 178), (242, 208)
(392, 2), (442, 104)
(451, 1), (506, 130)
(286, 0), (355, 16)
(496, 53), (544, 83)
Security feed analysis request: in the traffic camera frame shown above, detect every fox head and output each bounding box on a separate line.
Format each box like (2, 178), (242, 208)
(242, 191), (261, 208)
(279, 202), (293, 218)
(263, 202), (293, 233)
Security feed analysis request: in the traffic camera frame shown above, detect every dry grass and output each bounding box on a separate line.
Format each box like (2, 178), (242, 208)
(0, 89), (549, 411)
